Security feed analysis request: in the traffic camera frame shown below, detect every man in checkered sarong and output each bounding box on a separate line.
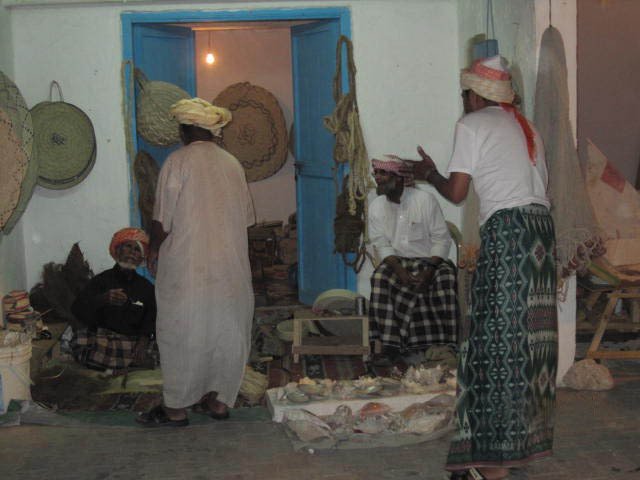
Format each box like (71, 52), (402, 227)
(368, 156), (458, 363)
(71, 228), (157, 370)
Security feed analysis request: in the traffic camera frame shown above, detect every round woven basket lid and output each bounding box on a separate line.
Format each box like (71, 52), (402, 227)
(0, 109), (28, 231)
(31, 101), (97, 189)
(134, 150), (160, 234)
(0, 70), (33, 163)
(213, 82), (288, 183)
(3, 138), (39, 233)
(135, 70), (190, 147)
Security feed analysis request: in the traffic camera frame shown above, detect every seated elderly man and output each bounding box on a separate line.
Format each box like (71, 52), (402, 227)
(71, 227), (156, 370)
(368, 156), (458, 364)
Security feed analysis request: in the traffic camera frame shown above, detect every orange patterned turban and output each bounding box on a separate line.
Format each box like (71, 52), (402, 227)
(109, 228), (149, 260)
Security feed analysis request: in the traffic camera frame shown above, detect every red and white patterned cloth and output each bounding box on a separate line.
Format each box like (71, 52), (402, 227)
(109, 228), (149, 260)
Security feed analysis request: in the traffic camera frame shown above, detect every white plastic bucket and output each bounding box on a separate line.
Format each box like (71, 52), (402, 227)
(0, 339), (32, 414)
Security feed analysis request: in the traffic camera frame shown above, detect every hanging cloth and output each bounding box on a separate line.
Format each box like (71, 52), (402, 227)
(534, 26), (604, 277)
(323, 36), (375, 273)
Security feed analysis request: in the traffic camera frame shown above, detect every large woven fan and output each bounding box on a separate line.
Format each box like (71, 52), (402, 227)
(0, 70), (35, 233)
(31, 83), (97, 190)
(213, 82), (288, 182)
(0, 110), (28, 230)
(0, 71), (33, 162)
(134, 150), (160, 234)
(135, 69), (189, 146)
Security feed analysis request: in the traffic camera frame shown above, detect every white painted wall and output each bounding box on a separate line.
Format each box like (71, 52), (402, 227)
(3, 0), (463, 295)
(1, 0), (579, 306)
(195, 28), (296, 226)
(0, 4), (12, 76)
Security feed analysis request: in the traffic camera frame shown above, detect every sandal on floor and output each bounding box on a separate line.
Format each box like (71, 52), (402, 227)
(449, 468), (487, 480)
(191, 400), (230, 420)
(136, 405), (189, 428)
(467, 468), (488, 480)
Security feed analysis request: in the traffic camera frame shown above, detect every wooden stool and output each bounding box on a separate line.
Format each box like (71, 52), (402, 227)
(292, 309), (370, 363)
(586, 285), (640, 360)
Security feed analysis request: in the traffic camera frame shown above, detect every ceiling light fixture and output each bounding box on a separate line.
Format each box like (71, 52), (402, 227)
(206, 31), (216, 65)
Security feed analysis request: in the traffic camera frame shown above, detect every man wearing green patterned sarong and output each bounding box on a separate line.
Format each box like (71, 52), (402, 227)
(405, 56), (557, 480)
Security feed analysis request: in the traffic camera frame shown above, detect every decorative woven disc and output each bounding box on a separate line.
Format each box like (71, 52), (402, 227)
(0, 70), (33, 163)
(134, 150), (160, 234)
(0, 109), (28, 231)
(3, 139), (39, 234)
(135, 70), (190, 147)
(31, 101), (97, 189)
(213, 82), (288, 183)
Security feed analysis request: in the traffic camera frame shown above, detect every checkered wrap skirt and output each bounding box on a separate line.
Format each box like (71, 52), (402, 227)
(71, 327), (137, 370)
(369, 258), (458, 350)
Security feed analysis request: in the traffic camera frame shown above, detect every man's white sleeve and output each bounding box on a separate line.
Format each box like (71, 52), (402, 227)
(368, 202), (395, 261)
(426, 195), (452, 259)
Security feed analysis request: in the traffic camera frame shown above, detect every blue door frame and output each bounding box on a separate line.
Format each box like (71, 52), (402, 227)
(121, 7), (355, 295)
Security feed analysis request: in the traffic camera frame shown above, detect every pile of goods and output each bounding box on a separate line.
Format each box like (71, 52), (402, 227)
(249, 214), (298, 306)
(2, 290), (42, 334)
(276, 365), (457, 444)
(282, 393), (455, 443)
(239, 365), (269, 405)
(279, 365), (456, 405)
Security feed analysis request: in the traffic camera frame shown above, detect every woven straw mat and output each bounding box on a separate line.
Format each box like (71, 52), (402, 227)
(3, 137), (39, 234)
(213, 82), (288, 183)
(135, 70), (190, 147)
(0, 71), (33, 162)
(134, 150), (160, 234)
(32, 101), (96, 189)
(0, 109), (28, 231)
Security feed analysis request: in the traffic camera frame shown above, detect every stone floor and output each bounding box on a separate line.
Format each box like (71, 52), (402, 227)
(2, 358), (640, 480)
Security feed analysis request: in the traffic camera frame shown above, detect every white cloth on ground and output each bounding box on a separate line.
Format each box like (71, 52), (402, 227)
(447, 106), (549, 225)
(368, 188), (452, 262)
(153, 141), (255, 408)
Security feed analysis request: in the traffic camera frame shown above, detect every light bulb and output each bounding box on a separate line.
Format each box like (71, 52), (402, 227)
(206, 52), (215, 65)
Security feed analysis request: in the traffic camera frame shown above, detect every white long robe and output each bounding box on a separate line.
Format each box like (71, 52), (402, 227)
(153, 141), (255, 408)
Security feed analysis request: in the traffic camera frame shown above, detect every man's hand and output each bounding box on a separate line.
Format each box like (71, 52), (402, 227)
(147, 248), (159, 277)
(384, 256), (412, 286)
(413, 146), (438, 181)
(103, 288), (128, 306)
(409, 266), (436, 292)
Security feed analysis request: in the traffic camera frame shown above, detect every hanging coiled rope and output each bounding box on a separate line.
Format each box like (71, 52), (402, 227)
(323, 36), (375, 272)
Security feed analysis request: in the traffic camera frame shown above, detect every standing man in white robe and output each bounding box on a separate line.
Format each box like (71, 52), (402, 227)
(137, 98), (255, 427)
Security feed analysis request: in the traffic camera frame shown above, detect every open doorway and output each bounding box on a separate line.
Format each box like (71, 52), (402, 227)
(121, 8), (355, 307)
(194, 22), (300, 307)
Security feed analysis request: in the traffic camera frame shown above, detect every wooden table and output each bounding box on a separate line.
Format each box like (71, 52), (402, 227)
(584, 286), (640, 360)
(292, 309), (370, 363)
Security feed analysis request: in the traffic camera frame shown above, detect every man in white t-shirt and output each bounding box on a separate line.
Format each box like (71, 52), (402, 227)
(367, 155), (458, 365)
(404, 56), (557, 480)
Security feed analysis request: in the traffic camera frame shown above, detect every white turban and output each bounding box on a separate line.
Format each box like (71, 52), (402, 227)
(170, 98), (232, 137)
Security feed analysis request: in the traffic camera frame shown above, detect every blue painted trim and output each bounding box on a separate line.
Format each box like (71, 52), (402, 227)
(122, 7), (351, 25)
(121, 19), (138, 228)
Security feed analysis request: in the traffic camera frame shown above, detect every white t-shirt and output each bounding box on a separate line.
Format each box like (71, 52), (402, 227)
(447, 106), (549, 225)
(368, 187), (452, 262)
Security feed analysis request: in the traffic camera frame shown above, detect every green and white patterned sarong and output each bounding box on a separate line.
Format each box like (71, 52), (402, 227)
(446, 204), (557, 471)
